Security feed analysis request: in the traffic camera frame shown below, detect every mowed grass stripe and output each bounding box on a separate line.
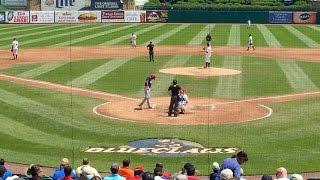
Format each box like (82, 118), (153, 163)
(276, 60), (318, 92)
(227, 24), (240, 46)
(149, 24), (190, 45)
(18, 61), (69, 78)
(152, 55), (191, 96)
(147, 24), (190, 45)
(212, 24), (231, 45)
(0, 25), (49, 36)
(266, 25), (306, 48)
(283, 25), (319, 48)
(0, 25), (75, 47)
(69, 57), (133, 87)
(259, 25), (317, 92)
(0, 114), (85, 148)
(14, 24), (94, 47)
(188, 24), (212, 45)
(52, 24), (131, 47)
(99, 24), (165, 45)
(240, 25), (268, 47)
(256, 24), (281, 47)
(214, 56), (242, 98)
(294, 26), (320, 44)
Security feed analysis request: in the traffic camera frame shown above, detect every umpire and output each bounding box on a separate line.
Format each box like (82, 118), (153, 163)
(168, 80), (181, 117)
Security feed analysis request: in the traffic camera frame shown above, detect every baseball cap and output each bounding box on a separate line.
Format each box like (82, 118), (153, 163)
(290, 174), (303, 180)
(211, 162), (220, 171)
(237, 151), (248, 161)
(220, 169), (233, 180)
(61, 158), (69, 166)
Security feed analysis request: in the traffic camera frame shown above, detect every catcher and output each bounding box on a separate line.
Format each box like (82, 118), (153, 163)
(177, 87), (188, 114)
(11, 38), (19, 60)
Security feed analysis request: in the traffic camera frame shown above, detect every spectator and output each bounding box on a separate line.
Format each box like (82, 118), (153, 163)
(63, 166), (73, 180)
(128, 166), (144, 180)
(119, 159), (134, 180)
(0, 158), (13, 180)
(181, 163), (193, 175)
(290, 174), (303, 180)
(173, 174), (187, 180)
(154, 167), (165, 180)
(220, 169), (233, 180)
(27, 164), (44, 180)
(155, 163), (170, 179)
(103, 163), (125, 180)
(275, 167), (289, 180)
(185, 164), (199, 180)
(261, 175), (272, 180)
(209, 162), (220, 180)
(76, 158), (100, 178)
(52, 158), (75, 180)
(141, 172), (154, 180)
(220, 151), (248, 180)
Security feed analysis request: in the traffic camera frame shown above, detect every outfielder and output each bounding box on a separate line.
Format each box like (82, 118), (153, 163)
(138, 74), (156, 109)
(177, 87), (188, 114)
(11, 38), (19, 60)
(203, 43), (212, 68)
(247, 34), (255, 51)
(130, 32), (137, 48)
(247, 19), (251, 28)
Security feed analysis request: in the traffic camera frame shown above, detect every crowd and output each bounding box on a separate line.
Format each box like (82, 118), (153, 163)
(0, 151), (317, 180)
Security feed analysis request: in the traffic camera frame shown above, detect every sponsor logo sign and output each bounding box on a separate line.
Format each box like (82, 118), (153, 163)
(41, 0), (89, 11)
(6, 11), (29, 23)
(0, 12), (5, 23)
(268, 11), (293, 23)
(55, 11), (78, 23)
(77, 11), (101, 23)
(124, 11), (146, 23)
(91, 0), (123, 10)
(293, 12), (317, 24)
(146, 10), (168, 23)
(85, 138), (239, 157)
(0, 0), (27, 6)
(101, 10), (124, 22)
(30, 11), (54, 23)
(55, 11), (101, 23)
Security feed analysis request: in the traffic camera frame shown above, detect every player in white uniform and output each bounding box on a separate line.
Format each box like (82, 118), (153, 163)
(177, 88), (188, 114)
(247, 19), (251, 28)
(203, 43), (212, 68)
(11, 38), (19, 60)
(130, 33), (137, 48)
(138, 74), (156, 110)
(247, 34), (255, 51)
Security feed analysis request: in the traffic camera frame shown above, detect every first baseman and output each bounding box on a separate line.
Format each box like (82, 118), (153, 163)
(11, 38), (19, 60)
(138, 74), (156, 109)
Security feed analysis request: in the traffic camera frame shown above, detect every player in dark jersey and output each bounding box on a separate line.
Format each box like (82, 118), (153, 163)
(167, 79), (181, 117)
(147, 41), (154, 62)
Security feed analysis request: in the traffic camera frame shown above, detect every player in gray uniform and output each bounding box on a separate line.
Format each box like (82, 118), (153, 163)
(138, 74), (156, 109)
(247, 34), (255, 51)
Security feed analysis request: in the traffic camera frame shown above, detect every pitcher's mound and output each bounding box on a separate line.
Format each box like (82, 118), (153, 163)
(159, 67), (241, 77)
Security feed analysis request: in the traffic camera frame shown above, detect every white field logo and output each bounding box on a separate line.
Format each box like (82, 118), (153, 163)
(85, 139), (239, 157)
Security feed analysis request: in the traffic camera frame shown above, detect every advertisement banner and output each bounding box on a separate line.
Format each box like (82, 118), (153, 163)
(77, 11), (101, 23)
(146, 10), (168, 23)
(124, 11), (146, 23)
(0, 12), (5, 23)
(293, 12), (317, 24)
(90, 0), (123, 10)
(41, 0), (89, 11)
(1, 0), (27, 6)
(30, 11), (54, 23)
(269, 11), (292, 23)
(55, 11), (78, 23)
(6, 11), (29, 23)
(101, 10), (124, 22)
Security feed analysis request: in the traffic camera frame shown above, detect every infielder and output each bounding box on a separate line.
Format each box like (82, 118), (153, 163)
(130, 32), (137, 48)
(11, 38), (19, 60)
(138, 74), (156, 109)
(177, 87), (188, 114)
(247, 34), (255, 51)
(203, 43), (212, 68)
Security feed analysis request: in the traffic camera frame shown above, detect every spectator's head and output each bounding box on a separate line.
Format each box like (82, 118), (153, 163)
(61, 158), (69, 167)
(141, 172), (154, 180)
(156, 162), (163, 169)
(236, 151), (248, 164)
(64, 166), (73, 176)
(90, 176), (102, 180)
(0, 158), (4, 165)
(186, 164), (195, 176)
(122, 159), (130, 167)
(261, 175), (272, 180)
(154, 167), (163, 176)
(173, 174), (187, 180)
(173, 80), (178, 85)
(110, 163), (119, 174)
(220, 169), (233, 180)
(29, 164), (43, 178)
(211, 162), (220, 172)
(290, 174), (303, 180)
(182, 163), (192, 175)
(0, 165), (7, 177)
(276, 167), (288, 179)
(134, 166), (144, 176)
(83, 158), (90, 165)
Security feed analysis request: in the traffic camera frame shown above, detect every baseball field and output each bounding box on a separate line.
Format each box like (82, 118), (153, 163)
(0, 23), (319, 176)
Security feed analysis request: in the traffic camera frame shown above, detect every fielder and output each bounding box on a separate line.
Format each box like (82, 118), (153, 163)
(247, 34), (255, 51)
(138, 74), (156, 109)
(247, 19), (251, 28)
(177, 87), (188, 114)
(203, 43), (212, 68)
(130, 32), (137, 48)
(11, 38), (19, 60)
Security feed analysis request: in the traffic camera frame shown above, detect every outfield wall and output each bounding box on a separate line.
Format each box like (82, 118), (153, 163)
(0, 10), (319, 24)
